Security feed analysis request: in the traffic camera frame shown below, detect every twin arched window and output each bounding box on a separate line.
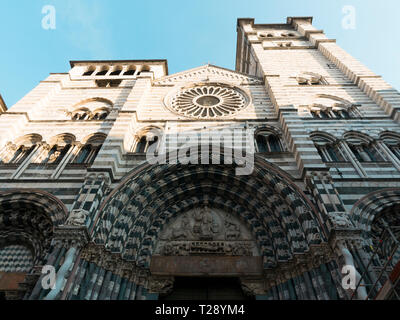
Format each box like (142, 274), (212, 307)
(306, 95), (361, 120)
(255, 131), (283, 153)
(311, 132), (385, 163)
(133, 134), (160, 153)
(0, 134), (105, 167)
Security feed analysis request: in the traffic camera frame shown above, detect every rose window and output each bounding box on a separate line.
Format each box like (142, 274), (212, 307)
(167, 85), (249, 119)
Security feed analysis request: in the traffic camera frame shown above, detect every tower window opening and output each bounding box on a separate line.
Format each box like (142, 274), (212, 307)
(110, 69), (122, 76)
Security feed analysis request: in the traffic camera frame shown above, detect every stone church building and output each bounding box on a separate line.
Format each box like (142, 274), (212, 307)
(0, 17), (399, 300)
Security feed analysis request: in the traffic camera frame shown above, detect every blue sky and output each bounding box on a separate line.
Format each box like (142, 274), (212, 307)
(0, 0), (399, 107)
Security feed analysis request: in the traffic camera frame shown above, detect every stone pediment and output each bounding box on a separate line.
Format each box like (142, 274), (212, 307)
(153, 64), (263, 86)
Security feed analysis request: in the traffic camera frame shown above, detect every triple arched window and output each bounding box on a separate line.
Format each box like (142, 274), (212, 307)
(301, 95), (361, 120)
(0, 133), (105, 168)
(69, 98), (113, 121)
(71, 108), (110, 121)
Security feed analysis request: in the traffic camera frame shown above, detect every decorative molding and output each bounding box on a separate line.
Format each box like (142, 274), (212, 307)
(164, 84), (250, 119)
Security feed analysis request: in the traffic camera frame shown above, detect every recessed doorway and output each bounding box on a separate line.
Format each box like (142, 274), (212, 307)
(160, 277), (253, 300)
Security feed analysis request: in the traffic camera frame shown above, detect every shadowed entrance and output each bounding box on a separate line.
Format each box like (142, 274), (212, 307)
(160, 277), (252, 300)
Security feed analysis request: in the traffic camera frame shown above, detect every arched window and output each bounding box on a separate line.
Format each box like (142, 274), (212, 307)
(0, 134), (42, 165)
(96, 67), (109, 76)
(308, 105), (358, 120)
(256, 134), (268, 153)
(73, 145), (92, 164)
(34, 134), (76, 165)
(134, 134), (159, 153)
(380, 133), (400, 161)
(124, 67), (136, 76)
(71, 134), (105, 165)
(135, 136), (147, 153)
(369, 203), (400, 278)
(9, 145), (35, 164)
(70, 100), (113, 121)
(82, 66), (95, 76)
(91, 109), (109, 120)
(310, 110), (319, 119)
(255, 131), (283, 153)
(137, 65), (151, 76)
(307, 95), (361, 119)
(319, 110), (330, 119)
(341, 110), (350, 119)
(331, 110), (342, 118)
(110, 67), (122, 76)
(345, 134), (384, 163)
(71, 109), (90, 121)
(41, 144), (71, 165)
(311, 134), (344, 163)
(268, 135), (281, 152)
(72, 144), (102, 164)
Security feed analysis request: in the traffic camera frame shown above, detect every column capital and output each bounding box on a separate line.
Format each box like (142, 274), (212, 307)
(53, 225), (90, 249)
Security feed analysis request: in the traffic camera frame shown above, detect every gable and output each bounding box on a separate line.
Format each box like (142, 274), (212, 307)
(153, 65), (263, 86)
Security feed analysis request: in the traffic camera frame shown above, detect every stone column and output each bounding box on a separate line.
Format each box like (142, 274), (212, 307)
(11, 143), (43, 179)
(327, 219), (367, 300)
(337, 140), (368, 178)
(51, 142), (82, 179)
(376, 139), (400, 171)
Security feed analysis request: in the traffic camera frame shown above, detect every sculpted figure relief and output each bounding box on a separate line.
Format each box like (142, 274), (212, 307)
(65, 209), (89, 226)
(155, 206), (260, 257)
(192, 206), (220, 240)
(328, 211), (354, 229)
(225, 217), (241, 240)
(171, 214), (191, 240)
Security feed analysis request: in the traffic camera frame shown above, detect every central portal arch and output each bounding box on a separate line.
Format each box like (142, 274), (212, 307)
(92, 156), (328, 298)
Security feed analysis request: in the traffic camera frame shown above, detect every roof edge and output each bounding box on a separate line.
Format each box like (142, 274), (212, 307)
(0, 95), (7, 112)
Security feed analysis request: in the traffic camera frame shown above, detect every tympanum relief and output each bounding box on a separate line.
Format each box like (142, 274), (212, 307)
(154, 206), (260, 256)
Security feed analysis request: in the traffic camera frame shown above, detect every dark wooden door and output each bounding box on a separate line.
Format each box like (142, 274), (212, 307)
(161, 277), (252, 300)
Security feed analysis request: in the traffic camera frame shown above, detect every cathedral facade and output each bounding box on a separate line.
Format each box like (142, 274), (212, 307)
(0, 17), (400, 300)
